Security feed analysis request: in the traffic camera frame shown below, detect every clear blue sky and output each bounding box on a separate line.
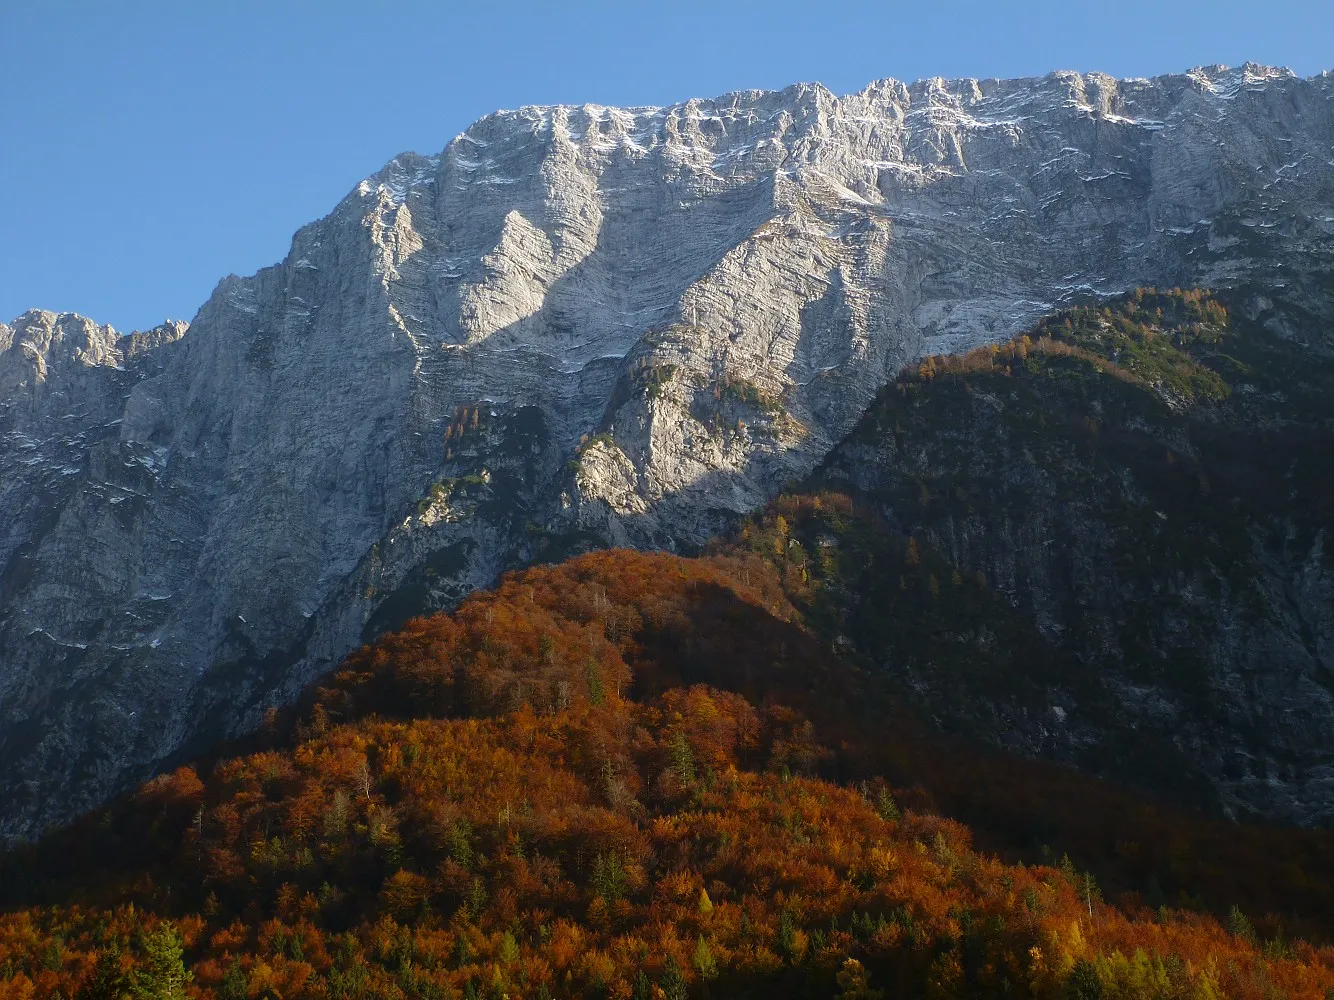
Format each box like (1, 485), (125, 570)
(2, 0), (1330, 332)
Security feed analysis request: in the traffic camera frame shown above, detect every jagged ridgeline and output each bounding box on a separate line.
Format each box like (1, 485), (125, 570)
(5, 546), (1334, 999)
(4, 66), (1333, 843)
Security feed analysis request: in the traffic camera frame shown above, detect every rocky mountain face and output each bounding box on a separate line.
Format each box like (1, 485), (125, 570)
(2, 64), (1332, 842)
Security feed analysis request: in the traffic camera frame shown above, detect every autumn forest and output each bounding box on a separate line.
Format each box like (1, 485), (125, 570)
(4, 292), (1334, 999)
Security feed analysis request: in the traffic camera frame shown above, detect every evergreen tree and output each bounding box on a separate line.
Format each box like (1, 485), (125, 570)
(586, 661), (605, 705)
(669, 732), (696, 785)
(692, 936), (718, 981)
(1228, 905), (1257, 944)
(498, 930), (520, 965)
(454, 931), (473, 968)
(1059, 853), (1079, 886)
(591, 851), (627, 902)
(76, 944), (130, 1000)
(1066, 959), (1103, 1000)
(778, 911), (799, 961)
(129, 923), (191, 1000)
(661, 956), (688, 1000)
(218, 960), (247, 1000)
(874, 787), (901, 822)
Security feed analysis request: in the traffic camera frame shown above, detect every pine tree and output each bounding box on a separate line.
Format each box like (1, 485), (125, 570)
(454, 930), (473, 968)
(218, 961), (247, 1000)
(1228, 905), (1257, 944)
(1059, 853), (1079, 886)
(874, 787), (901, 822)
(591, 851), (627, 902)
(1066, 959), (1102, 1000)
(586, 661), (605, 705)
(692, 936), (718, 981)
(669, 732), (696, 785)
(778, 910), (799, 961)
(661, 956), (688, 1000)
(130, 922), (191, 1000)
(76, 944), (130, 1000)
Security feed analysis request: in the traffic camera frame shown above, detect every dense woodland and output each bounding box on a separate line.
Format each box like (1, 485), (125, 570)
(4, 292), (1334, 998)
(802, 287), (1334, 815)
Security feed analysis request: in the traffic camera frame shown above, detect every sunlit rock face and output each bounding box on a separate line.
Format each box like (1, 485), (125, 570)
(3, 64), (1332, 840)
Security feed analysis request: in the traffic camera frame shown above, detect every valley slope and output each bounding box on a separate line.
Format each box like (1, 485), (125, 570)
(5, 546), (1334, 999)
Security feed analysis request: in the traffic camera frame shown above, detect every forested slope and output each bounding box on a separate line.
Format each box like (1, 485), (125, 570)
(811, 290), (1334, 824)
(4, 546), (1334, 998)
(5, 289), (1334, 998)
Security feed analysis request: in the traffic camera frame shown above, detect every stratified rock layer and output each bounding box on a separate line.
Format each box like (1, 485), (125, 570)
(3, 65), (1333, 840)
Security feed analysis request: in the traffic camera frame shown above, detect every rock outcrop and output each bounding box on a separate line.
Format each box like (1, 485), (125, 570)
(3, 64), (1332, 840)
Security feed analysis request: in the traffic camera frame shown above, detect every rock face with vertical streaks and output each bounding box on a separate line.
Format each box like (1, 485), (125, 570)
(2, 64), (1333, 840)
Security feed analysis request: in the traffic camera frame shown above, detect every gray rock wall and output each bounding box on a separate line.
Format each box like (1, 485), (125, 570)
(2, 65), (1332, 840)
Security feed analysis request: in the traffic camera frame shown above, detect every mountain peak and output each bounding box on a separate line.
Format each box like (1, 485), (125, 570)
(2, 67), (1333, 842)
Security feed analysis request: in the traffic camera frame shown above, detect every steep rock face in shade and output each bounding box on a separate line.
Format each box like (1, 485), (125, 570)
(2, 64), (1332, 840)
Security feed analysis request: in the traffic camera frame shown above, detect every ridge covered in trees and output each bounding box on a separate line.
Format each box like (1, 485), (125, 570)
(4, 546), (1334, 998)
(801, 287), (1334, 819)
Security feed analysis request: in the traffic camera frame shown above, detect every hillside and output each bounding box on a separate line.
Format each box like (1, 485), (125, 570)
(808, 289), (1334, 824)
(5, 547), (1334, 998)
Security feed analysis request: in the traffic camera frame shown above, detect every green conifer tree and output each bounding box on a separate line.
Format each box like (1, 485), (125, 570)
(874, 787), (901, 822)
(218, 960), (248, 1000)
(490, 930), (514, 966)
(130, 922), (191, 1000)
(669, 732), (696, 785)
(661, 956), (688, 1000)
(76, 944), (130, 1000)
(778, 911), (799, 961)
(692, 936), (718, 981)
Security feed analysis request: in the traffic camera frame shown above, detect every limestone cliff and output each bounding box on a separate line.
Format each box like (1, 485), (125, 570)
(2, 65), (1332, 840)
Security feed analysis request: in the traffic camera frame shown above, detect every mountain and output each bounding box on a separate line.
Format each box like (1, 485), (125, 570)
(3, 64), (1334, 842)
(4, 548), (1334, 998)
(805, 289), (1334, 826)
